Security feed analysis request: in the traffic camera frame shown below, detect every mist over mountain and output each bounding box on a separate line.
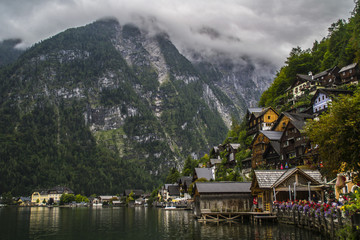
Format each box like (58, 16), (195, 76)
(0, 18), (273, 195)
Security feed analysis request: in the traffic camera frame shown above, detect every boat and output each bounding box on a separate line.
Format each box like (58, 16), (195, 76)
(164, 203), (176, 210)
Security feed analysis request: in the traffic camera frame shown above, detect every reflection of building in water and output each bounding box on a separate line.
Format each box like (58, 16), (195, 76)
(29, 207), (60, 236)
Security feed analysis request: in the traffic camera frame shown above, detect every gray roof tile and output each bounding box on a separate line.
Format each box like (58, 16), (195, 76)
(196, 182), (251, 193)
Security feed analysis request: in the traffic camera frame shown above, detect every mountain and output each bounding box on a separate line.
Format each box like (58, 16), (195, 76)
(0, 18), (273, 195)
(0, 39), (24, 67)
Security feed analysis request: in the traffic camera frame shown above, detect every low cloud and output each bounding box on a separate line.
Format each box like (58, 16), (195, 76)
(0, 0), (355, 68)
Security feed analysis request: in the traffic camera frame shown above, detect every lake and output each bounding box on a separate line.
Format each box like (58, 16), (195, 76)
(0, 207), (325, 239)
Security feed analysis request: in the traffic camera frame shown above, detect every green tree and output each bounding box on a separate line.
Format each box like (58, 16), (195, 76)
(305, 89), (360, 179)
(182, 156), (198, 176)
(126, 191), (135, 204)
(1, 192), (14, 205)
(165, 167), (180, 184)
(60, 193), (76, 205)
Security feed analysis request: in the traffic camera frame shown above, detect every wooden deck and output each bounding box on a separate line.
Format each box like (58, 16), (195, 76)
(197, 210), (276, 223)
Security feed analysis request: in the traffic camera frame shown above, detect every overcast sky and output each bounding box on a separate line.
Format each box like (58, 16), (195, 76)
(0, 0), (355, 68)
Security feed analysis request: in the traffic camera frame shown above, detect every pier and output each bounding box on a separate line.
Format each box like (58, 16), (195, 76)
(197, 210), (277, 223)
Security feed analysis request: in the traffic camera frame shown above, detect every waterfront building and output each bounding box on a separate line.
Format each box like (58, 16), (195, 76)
(31, 186), (73, 204)
(193, 181), (252, 217)
(251, 168), (326, 212)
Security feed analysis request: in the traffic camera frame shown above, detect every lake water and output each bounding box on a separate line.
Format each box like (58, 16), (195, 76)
(0, 207), (325, 240)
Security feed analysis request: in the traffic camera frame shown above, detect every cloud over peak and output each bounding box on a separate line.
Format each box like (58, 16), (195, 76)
(0, 0), (355, 68)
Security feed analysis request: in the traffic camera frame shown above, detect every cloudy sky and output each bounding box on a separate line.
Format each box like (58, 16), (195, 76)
(0, 0), (355, 68)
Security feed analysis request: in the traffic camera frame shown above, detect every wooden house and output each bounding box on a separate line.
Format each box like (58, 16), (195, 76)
(193, 182), (252, 217)
(251, 130), (283, 168)
(262, 141), (281, 169)
(124, 189), (144, 199)
(167, 185), (180, 200)
(251, 168), (326, 212)
(160, 184), (177, 201)
(311, 88), (353, 116)
(338, 63), (359, 85)
(99, 196), (118, 203)
(278, 113), (313, 168)
(247, 107), (279, 136)
(312, 66), (340, 88)
(178, 176), (193, 199)
(241, 157), (252, 175)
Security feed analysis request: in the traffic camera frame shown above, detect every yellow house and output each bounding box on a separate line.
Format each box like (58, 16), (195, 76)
(248, 107), (279, 136)
(31, 186), (74, 205)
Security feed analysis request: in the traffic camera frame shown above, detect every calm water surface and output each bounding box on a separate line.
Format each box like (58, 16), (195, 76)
(0, 207), (324, 240)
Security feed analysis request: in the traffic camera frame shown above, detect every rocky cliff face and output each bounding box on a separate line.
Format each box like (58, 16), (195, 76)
(0, 18), (274, 194)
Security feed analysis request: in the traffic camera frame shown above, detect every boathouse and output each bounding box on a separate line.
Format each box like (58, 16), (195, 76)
(251, 168), (326, 212)
(193, 182), (252, 217)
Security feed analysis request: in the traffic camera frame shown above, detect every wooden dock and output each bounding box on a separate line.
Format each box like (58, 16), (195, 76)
(197, 210), (277, 223)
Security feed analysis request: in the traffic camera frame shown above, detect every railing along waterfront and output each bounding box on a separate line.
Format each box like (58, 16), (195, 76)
(273, 203), (357, 238)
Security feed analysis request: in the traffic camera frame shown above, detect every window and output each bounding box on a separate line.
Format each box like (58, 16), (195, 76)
(318, 97), (320, 101)
(322, 96), (324, 100)
(268, 116), (271, 120)
(350, 69), (352, 73)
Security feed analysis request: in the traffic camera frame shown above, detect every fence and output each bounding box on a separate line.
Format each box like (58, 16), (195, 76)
(274, 205), (355, 238)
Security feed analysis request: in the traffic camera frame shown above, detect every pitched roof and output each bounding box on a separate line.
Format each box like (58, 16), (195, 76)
(248, 108), (264, 114)
(195, 168), (214, 181)
(313, 66), (338, 79)
(179, 176), (193, 186)
(296, 74), (313, 81)
(168, 185), (180, 196)
(196, 182), (251, 194)
(268, 141), (281, 155)
(48, 186), (74, 194)
(282, 112), (313, 131)
(124, 189), (144, 196)
(210, 158), (222, 165)
(253, 168), (324, 189)
(230, 143), (241, 150)
(260, 130), (283, 141)
(311, 88), (353, 103)
(302, 170), (323, 183)
(258, 107), (278, 118)
(339, 63), (358, 73)
(254, 170), (285, 188)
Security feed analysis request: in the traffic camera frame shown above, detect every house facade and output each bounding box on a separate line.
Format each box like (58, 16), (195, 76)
(251, 131), (283, 168)
(247, 107), (279, 136)
(31, 186), (74, 204)
(311, 88), (353, 116)
(251, 168), (326, 212)
(312, 66), (340, 88)
(193, 182), (252, 217)
(339, 63), (359, 85)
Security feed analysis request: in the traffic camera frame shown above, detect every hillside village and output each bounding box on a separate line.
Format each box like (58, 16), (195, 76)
(153, 62), (360, 214)
(5, 61), (358, 218)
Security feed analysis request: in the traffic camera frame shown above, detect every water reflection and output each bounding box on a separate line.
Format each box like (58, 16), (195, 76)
(0, 207), (325, 240)
(29, 207), (60, 237)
